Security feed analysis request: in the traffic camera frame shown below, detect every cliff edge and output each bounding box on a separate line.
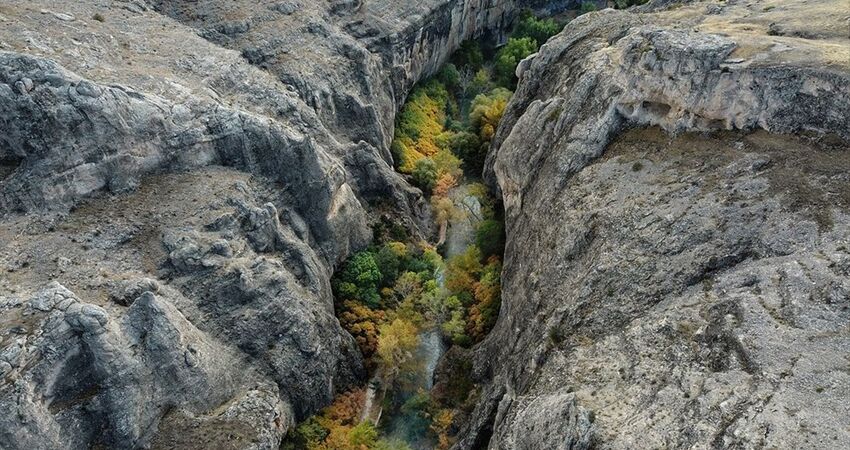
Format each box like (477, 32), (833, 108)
(464, 0), (850, 448)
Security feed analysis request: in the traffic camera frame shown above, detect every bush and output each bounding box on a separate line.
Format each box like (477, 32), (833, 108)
(494, 37), (537, 88)
(412, 158), (438, 192)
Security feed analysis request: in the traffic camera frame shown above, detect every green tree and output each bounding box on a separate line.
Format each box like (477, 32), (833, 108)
(374, 439), (414, 450)
(451, 40), (484, 71)
(376, 241), (408, 281)
(437, 63), (461, 92)
(412, 158), (438, 192)
(475, 219), (505, 260)
(470, 88), (512, 150)
(336, 251), (382, 307)
(512, 10), (561, 46)
(281, 417), (328, 450)
(494, 37), (537, 88)
(447, 131), (483, 176)
(580, 2), (598, 14)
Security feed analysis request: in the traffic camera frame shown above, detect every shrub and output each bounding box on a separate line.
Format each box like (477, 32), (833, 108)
(412, 158), (438, 192)
(92, 12), (105, 22)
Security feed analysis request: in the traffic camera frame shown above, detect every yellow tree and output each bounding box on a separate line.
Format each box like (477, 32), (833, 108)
(376, 318), (421, 387)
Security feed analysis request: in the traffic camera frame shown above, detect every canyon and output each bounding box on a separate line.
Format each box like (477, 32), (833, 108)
(1, 0), (849, 449)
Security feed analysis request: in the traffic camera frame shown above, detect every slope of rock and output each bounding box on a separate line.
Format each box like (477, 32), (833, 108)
(0, 0), (539, 448)
(464, 0), (850, 448)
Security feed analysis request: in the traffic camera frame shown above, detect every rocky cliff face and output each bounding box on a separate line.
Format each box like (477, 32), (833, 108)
(463, 0), (850, 448)
(0, 0), (533, 448)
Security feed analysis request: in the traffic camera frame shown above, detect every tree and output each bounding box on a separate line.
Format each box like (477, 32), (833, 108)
(336, 251), (382, 307)
(377, 318), (421, 386)
(512, 10), (561, 46)
(470, 88), (512, 144)
(374, 439), (414, 450)
(494, 37), (537, 88)
(348, 422), (379, 448)
(412, 157), (438, 192)
(470, 68), (494, 96)
(451, 40), (484, 72)
(475, 219), (505, 260)
(322, 389), (365, 425)
(447, 131), (483, 176)
(437, 63), (461, 92)
(441, 306), (470, 346)
(281, 417), (328, 450)
(580, 1), (598, 14)
(468, 259), (502, 340)
(339, 300), (386, 360)
(445, 246), (482, 297)
(393, 271), (423, 303)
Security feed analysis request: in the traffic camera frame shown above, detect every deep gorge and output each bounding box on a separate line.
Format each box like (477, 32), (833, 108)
(1, 0), (849, 449)
(281, 13), (565, 448)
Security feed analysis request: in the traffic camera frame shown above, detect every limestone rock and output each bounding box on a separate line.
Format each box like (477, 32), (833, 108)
(462, 1), (850, 449)
(0, 0), (544, 447)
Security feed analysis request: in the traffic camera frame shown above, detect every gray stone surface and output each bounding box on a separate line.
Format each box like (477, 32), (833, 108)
(462, 0), (850, 449)
(0, 0), (544, 448)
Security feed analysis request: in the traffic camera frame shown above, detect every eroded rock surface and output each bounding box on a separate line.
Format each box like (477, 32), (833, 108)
(465, 0), (850, 448)
(0, 0), (537, 448)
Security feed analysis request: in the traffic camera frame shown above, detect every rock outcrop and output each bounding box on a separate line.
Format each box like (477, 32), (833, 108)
(463, 0), (850, 448)
(0, 0), (537, 448)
